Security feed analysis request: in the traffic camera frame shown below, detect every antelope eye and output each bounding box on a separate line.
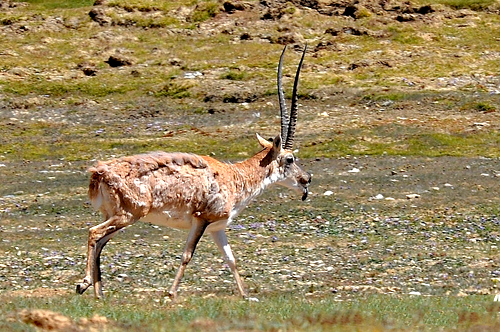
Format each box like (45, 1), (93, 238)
(285, 155), (294, 164)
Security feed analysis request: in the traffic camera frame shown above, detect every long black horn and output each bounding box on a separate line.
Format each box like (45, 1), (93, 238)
(278, 45), (288, 144)
(284, 44), (307, 150)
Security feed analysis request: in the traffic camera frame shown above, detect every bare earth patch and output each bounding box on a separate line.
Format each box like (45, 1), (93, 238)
(18, 309), (111, 332)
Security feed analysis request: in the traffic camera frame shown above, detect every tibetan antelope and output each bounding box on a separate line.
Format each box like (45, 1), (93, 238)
(76, 45), (311, 300)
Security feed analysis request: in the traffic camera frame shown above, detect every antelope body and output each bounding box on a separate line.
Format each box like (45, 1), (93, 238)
(76, 46), (311, 300)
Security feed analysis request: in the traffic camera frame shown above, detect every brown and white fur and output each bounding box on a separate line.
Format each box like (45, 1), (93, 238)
(76, 45), (311, 300)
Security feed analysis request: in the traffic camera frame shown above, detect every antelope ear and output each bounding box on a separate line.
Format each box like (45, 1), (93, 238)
(272, 135), (282, 151)
(271, 135), (282, 159)
(256, 133), (273, 148)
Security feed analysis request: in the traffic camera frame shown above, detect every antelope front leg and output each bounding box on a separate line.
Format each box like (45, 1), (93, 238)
(76, 232), (98, 295)
(210, 229), (248, 298)
(76, 214), (135, 298)
(168, 219), (208, 300)
(76, 224), (117, 298)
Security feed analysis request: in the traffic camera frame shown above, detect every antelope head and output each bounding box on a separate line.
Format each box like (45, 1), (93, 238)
(257, 45), (311, 201)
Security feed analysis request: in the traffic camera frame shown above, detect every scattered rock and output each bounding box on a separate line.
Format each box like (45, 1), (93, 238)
(416, 5), (435, 15)
(325, 26), (369, 37)
(223, 1), (250, 13)
(223, 91), (259, 103)
(0, 0), (27, 10)
(183, 71), (203, 79)
(78, 63), (98, 76)
(348, 60), (392, 71)
(260, 1), (298, 20)
(348, 61), (371, 71)
(63, 17), (81, 29)
(240, 32), (252, 40)
(313, 40), (340, 53)
(105, 55), (133, 67)
(396, 14), (417, 22)
(88, 7), (111, 26)
(8, 67), (29, 77)
(169, 58), (184, 67)
(343, 4), (372, 19)
(274, 32), (304, 45)
(406, 194), (420, 199)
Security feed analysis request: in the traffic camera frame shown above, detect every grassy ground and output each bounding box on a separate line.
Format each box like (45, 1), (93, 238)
(3, 156), (500, 330)
(2, 0), (500, 330)
(3, 292), (500, 331)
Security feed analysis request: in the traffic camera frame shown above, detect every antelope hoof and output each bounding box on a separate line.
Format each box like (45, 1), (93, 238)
(167, 290), (177, 300)
(76, 282), (90, 295)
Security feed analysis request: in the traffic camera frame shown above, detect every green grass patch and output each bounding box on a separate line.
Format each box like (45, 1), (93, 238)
(190, 1), (220, 23)
(0, 119), (259, 161)
(425, 0), (496, 10)
(20, 0), (94, 9)
(2, 292), (500, 331)
(106, 11), (180, 28)
(220, 70), (250, 81)
(3, 79), (132, 98)
(387, 25), (422, 45)
(362, 91), (414, 102)
(302, 125), (500, 158)
(1, 67), (179, 98)
(472, 101), (496, 113)
(155, 80), (196, 98)
(5, 119), (500, 162)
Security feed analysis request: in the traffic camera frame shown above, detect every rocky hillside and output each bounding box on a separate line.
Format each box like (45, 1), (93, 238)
(0, 0), (500, 160)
